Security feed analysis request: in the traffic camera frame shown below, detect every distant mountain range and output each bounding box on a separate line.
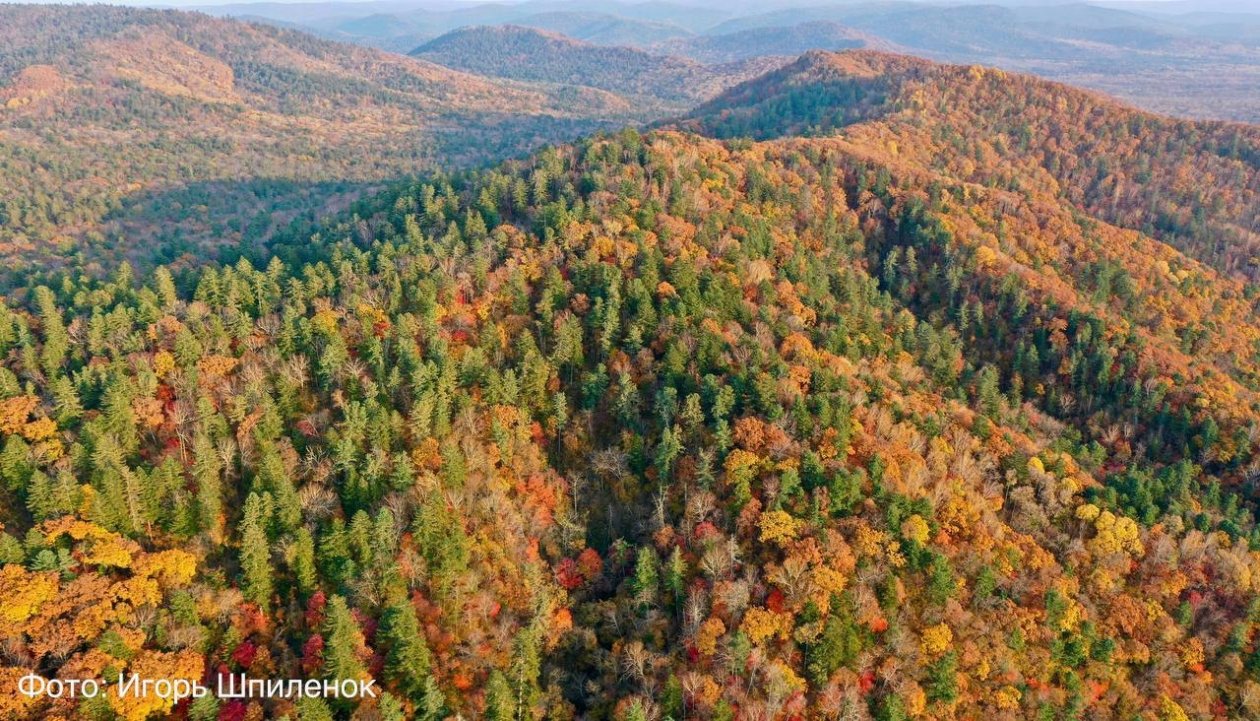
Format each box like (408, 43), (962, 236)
(200, 0), (1260, 124)
(200, 0), (721, 54)
(411, 25), (786, 109)
(656, 21), (887, 64)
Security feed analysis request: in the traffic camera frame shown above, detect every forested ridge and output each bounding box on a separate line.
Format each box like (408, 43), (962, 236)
(681, 51), (1260, 281)
(410, 25), (781, 109)
(0, 4), (634, 286)
(1, 42), (1259, 721)
(230, 0), (1260, 125)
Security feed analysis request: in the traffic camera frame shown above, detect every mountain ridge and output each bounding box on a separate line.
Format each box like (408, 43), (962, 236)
(0, 4), (639, 280)
(219, 0), (1260, 123)
(658, 20), (889, 63)
(410, 23), (783, 108)
(677, 49), (1260, 280)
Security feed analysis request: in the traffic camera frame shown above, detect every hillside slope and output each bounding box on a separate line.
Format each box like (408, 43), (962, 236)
(510, 11), (694, 47)
(411, 25), (779, 108)
(231, 4), (706, 54)
(659, 20), (886, 63)
(0, 4), (635, 282)
(680, 50), (1260, 281)
(701, 2), (1260, 122)
(5, 119), (1260, 719)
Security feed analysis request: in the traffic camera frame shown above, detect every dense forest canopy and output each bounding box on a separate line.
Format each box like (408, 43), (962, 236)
(410, 25), (782, 109)
(0, 4), (636, 286)
(0, 12), (1258, 721)
(681, 51), (1260, 281)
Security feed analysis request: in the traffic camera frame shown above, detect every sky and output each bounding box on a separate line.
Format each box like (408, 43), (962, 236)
(15, 0), (1203, 5)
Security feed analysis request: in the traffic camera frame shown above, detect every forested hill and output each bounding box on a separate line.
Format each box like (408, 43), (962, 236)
(678, 50), (1260, 281)
(411, 25), (781, 108)
(0, 4), (634, 284)
(3, 50), (1260, 721)
(657, 20), (885, 63)
(211, 0), (1260, 125)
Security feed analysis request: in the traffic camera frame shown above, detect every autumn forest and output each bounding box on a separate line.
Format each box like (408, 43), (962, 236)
(0, 2), (1259, 721)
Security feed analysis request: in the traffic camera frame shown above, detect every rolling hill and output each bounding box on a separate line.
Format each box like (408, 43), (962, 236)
(3, 43), (1260, 721)
(0, 4), (637, 283)
(699, 2), (1260, 123)
(211, 1), (719, 54)
(410, 25), (781, 109)
(679, 50), (1260, 282)
(658, 20), (886, 63)
(508, 11), (694, 47)
(217, 0), (1260, 124)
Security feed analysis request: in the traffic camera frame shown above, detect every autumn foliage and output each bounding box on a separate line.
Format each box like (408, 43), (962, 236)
(0, 48), (1257, 721)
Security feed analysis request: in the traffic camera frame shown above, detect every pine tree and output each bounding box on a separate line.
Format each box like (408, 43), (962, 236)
(508, 628), (542, 720)
(193, 434), (223, 542)
(322, 595), (367, 682)
(33, 286), (68, 377)
(239, 492), (274, 610)
(484, 670), (515, 721)
(632, 547), (659, 608)
(292, 527), (318, 596)
(381, 593), (440, 711)
(154, 266), (179, 311)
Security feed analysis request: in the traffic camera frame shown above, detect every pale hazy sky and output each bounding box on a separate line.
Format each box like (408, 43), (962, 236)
(16, 0), (1202, 5)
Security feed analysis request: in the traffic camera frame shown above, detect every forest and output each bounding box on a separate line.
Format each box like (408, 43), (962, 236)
(0, 8), (1259, 721)
(0, 5), (636, 288)
(410, 25), (780, 110)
